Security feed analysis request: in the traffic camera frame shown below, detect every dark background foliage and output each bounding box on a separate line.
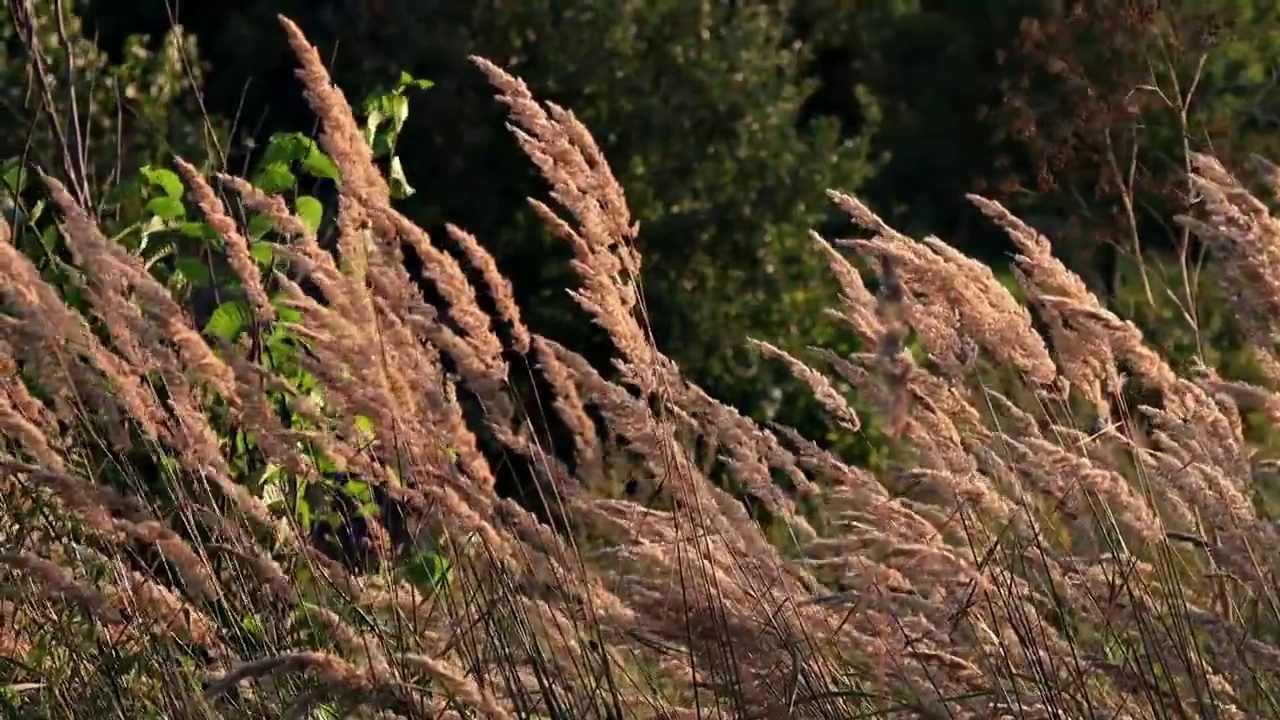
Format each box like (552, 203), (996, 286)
(9, 0), (1280, 456)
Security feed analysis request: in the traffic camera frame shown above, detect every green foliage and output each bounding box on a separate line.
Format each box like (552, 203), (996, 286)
(1, 68), (453, 587)
(399, 542), (455, 594)
(363, 71), (435, 198)
(0, 0), (225, 199)
(794, 0), (1035, 240)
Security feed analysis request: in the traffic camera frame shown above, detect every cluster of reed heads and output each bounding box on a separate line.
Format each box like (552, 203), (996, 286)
(3, 15), (1280, 720)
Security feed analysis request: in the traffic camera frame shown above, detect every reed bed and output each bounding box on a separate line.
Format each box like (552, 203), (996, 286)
(2, 15), (1279, 720)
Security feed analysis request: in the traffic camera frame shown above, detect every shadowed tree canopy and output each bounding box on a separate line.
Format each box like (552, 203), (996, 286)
(60, 0), (1280, 440)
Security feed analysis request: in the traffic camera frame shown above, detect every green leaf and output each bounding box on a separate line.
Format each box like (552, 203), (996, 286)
(271, 292), (304, 324)
(203, 300), (252, 342)
(173, 257), (212, 286)
(26, 198), (46, 225)
(389, 94), (410, 136)
(260, 132), (310, 167)
(239, 613), (266, 641)
(401, 548), (452, 593)
(253, 163), (296, 194)
(343, 479), (373, 507)
(38, 225), (59, 254)
(145, 196), (186, 220)
(178, 221), (219, 242)
(258, 462), (284, 488)
(140, 166), (184, 199)
(247, 213), (276, 239)
(371, 133), (393, 159)
(389, 156), (415, 199)
(362, 89), (390, 117)
(314, 453), (340, 475)
(249, 241), (276, 266)
(294, 483), (314, 532)
(397, 71), (434, 91)
(140, 215), (169, 239)
(438, 439), (458, 464)
(295, 195), (323, 232)
(2, 160), (30, 194)
(364, 109), (386, 147)
(354, 414), (376, 442)
(301, 146), (342, 185)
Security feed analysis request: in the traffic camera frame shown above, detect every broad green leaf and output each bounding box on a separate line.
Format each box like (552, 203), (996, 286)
(260, 132), (310, 167)
(397, 71), (434, 91)
(253, 163), (296, 194)
(301, 146), (342, 184)
(371, 133), (394, 159)
(389, 94), (410, 136)
(203, 299), (252, 342)
(343, 479), (373, 507)
(140, 165), (185, 199)
(0, 195), (23, 228)
(178, 221), (216, 239)
(247, 213), (276, 239)
(173, 257), (212, 286)
(38, 225), (59, 254)
(249, 240), (276, 266)
(2, 160), (30, 194)
(145, 196), (186, 220)
(295, 195), (323, 232)
(354, 414), (376, 442)
(271, 292), (304, 325)
(314, 453), (340, 475)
